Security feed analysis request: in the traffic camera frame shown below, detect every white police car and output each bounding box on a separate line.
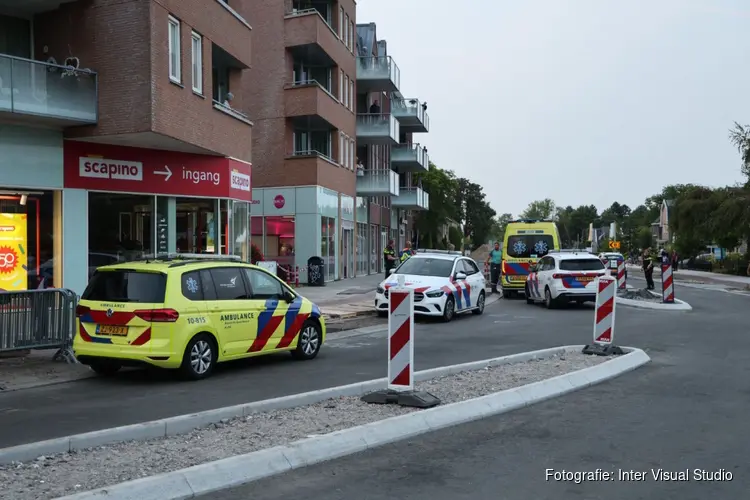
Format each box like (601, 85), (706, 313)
(374, 250), (486, 322)
(525, 250), (606, 308)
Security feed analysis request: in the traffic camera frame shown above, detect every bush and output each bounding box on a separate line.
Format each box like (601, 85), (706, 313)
(448, 226), (463, 249)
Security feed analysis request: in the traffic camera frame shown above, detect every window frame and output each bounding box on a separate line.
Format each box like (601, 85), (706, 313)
(209, 267), (252, 300)
(168, 15), (181, 83)
(191, 31), (203, 93)
(244, 268), (285, 300)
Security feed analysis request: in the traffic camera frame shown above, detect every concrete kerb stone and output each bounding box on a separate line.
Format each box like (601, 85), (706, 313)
(616, 293), (693, 311)
(56, 346), (650, 500)
(0, 345), (577, 465)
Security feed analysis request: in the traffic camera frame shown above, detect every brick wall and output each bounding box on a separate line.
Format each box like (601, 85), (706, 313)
(34, 0), (253, 160)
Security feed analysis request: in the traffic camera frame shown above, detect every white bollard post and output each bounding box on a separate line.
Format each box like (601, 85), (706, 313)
(582, 275), (622, 356)
(360, 274), (441, 408)
(387, 274), (414, 391)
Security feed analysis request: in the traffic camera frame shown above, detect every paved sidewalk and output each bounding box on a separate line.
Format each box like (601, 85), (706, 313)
(0, 350), (92, 392)
(295, 274), (384, 319)
(626, 264), (750, 287)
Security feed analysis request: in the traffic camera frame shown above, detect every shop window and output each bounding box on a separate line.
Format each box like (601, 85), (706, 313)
(321, 216), (336, 281)
(356, 222), (367, 276)
(209, 267), (249, 300)
(251, 216), (264, 256)
(0, 191), (55, 290)
(231, 201), (250, 261)
(265, 216), (295, 269)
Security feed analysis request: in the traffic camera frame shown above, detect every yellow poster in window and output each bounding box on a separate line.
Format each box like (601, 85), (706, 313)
(0, 213), (28, 291)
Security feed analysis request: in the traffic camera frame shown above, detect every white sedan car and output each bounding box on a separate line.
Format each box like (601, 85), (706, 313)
(525, 250), (607, 308)
(374, 250), (486, 322)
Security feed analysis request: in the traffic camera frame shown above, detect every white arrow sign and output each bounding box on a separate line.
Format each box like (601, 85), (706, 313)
(154, 165), (172, 181)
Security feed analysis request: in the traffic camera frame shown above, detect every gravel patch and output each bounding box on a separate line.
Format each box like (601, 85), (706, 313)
(618, 288), (664, 302)
(2, 351), (609, 499)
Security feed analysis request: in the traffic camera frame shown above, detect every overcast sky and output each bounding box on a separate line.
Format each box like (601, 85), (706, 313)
(356, 0), (750, 216)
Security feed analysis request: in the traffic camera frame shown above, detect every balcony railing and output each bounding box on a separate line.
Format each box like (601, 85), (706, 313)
(0, 53), (97, 124)
(291, 149), (335, 163)
(356, 169), (400, 197)
(212, 99), (252, 125)
(356, 56), (400, 91)
(356, 113), (399, 145)
(391, 144), (429, 172)
(289, 78), (335, 98)
(392, 187), (429, 210)
(391, 97), (429, 132)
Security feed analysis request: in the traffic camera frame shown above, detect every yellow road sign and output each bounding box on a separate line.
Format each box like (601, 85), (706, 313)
(608, 240), (621, 250)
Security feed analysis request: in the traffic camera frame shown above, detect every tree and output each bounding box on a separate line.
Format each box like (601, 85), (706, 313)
(669, 186), (714, 257)
(415, 163), (460, 248)
(556, 205), (598, 247)
(519, 198), (557, 220)
(728, 122), (750, 183)
(488, 213), (513, 242)
(455, 178), (496, 249)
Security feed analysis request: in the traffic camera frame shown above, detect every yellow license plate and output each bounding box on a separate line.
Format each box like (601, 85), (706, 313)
(578, 277), (595, 282)
(509, 276), (526, 281)
(98, 325), (128, 336)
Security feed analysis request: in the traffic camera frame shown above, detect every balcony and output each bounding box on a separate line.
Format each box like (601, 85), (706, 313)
(391, 144), (429, 173)
(392, 187), (429, 211)
(356, 169), (400, 197)
(356, 113), (399, 145)
(285, 7), (350, 67)
(391, 97), (429, 133)
(285, 79), (347, 130)
(0, 0), (78, 15)
(356, 56), (400, 93)
(0, 53), (97, 126)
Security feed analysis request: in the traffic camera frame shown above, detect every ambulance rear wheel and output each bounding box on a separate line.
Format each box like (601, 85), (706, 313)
(89, 360), (121, 377)
(502, 289), (511, 299)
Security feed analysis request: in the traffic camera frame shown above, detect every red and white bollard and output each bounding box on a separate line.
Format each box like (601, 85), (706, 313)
(361, 275), (440, 408)
(661, 263), (674, 303)
(617, 260), (626, 290)
(387, 280), (414, 389)
(583, 275), (622, 356)
(294, 266), (300, 288)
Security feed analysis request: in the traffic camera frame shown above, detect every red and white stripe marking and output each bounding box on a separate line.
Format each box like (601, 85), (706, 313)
(617, 260), (626, 289)
(661, 264), (674, 303)
(593, 276), (616, 345)
(388, 286), (415, 391)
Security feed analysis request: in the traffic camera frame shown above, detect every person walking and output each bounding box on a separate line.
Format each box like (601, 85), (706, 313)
(486, 241), (502, 293)
(383, 239), (397, 279)
(399, 241), (413, 263)
(672, 250), (679, 272)
(643, 248), (655, 290)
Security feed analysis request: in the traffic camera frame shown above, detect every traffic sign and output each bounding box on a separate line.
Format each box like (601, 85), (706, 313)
(608, 240), (621, 250)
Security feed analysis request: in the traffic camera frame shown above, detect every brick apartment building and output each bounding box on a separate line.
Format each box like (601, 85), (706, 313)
(246, 2), (430, 282)
(0, 0), (430, 293)
(0, 0), (253, 294)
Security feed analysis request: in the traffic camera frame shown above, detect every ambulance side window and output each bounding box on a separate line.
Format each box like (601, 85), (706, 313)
(181, 271), (203, 301)
(199, 270), (218, 301)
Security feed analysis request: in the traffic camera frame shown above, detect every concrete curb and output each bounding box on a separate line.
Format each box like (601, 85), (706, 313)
(0, 344), (572, 466)
(55, 345), (650, 500)
(616, 291), (692, 311)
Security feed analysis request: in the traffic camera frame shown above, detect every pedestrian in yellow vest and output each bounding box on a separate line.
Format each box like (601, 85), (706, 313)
(383, 239), (397, 278)
(399, 241), (413, 262)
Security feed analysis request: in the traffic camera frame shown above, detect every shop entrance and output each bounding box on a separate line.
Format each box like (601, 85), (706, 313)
(176, 198), (218, 254)
(342, 227), (353, 278)
(89, 193), (154, 262)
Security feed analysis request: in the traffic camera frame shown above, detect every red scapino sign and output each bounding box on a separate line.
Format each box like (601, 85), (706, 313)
(63, 141), (252, 201)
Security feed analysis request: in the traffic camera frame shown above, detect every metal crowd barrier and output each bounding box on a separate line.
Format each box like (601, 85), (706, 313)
(0, 288), (78, 363)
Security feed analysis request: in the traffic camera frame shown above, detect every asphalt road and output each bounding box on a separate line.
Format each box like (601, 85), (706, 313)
(0, 294), (622, 447)
(203, 284), (750, 500)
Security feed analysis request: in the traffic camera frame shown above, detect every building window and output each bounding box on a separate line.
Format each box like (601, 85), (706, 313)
(168, 16), (181, 83)
(349, 80), (354, 109)
(191, 32), (202, 93)
(344, 13), (349, 46)
(350, 21), (354, 51)
(343, 76), (349, 108)
(339, 69), (344, 102)
(339, 132), (345, 165)
(343, 134), (349, 168)
(349, 138), (355, 170)
(339, 7), (344, 38)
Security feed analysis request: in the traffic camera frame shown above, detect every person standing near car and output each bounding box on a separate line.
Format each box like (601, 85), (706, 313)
(383, 239), (397, 278)
(486, 241), (502, 293)
(399, 241), (413, 263)
(643, 248), (655, 290)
